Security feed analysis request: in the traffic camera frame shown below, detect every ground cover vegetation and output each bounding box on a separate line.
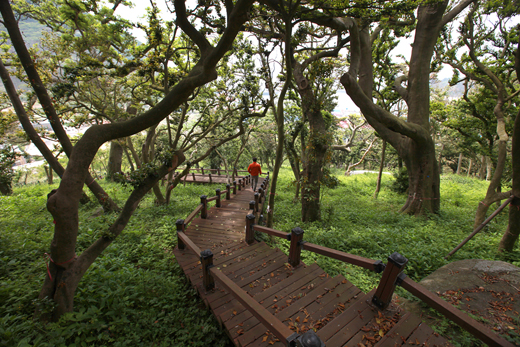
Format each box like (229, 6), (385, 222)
(0, 0), (519, 343)
(0, 167), (516, 346)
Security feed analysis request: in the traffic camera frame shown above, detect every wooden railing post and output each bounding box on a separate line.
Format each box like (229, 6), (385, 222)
(245, 214), (256, 244)
(258, 188), (264, 202)
(176, 219), (185, 250)
(226, 184), (231, 199)
(192, 172), (196, 181)
(216, 189), (221, 207)
(238, 179), (242, 191)
(249, 200), (255, 211)
(200, 249), (215, 291)
(200, 195), (208, 219)
(288, 227), (304, 267)
(201, 167), (204, 175)
(209, 173), (212, 183)
(233, 181), (237, 194)
(254, 192), (259, 212)
(372, 252), (408, 310)
(217, 167), (221, 175)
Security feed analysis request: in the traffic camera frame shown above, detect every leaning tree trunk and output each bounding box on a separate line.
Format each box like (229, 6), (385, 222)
(456, 153), (463, 175)
(374, 140), (386, 199)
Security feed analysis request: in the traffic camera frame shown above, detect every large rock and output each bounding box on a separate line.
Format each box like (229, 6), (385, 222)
(397, 259), (520, 342)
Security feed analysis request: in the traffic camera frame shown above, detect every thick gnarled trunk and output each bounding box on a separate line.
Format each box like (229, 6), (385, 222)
(400, 138), (440, 215)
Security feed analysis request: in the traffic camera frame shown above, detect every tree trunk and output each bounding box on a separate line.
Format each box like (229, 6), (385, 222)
(456, 153), (463, 175)
(466, 158), (473, 177)
(486, 156), (493, 180)
(142, 125), (165, 204)
(38, 152), (185, 322)
(399, 139), (441, 215)
(340, 1), (450, 216)
(479, 155), (486, 180)
(44, 165), (54, 184)
(473, 140), (509, 229)
(106, 140), (123, 181)
(374, 140), (386, 199)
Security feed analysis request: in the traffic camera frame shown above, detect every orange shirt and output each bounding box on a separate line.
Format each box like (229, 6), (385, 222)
(247, 162), (262, 176)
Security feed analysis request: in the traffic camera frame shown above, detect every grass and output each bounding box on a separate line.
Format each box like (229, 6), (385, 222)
(1, 167), (518, 346)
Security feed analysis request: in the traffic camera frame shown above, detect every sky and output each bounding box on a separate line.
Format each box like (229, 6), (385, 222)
(114, 1), (455, 116)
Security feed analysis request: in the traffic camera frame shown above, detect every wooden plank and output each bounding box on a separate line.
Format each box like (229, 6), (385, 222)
(317, 290), (376, 342)
(373, 312), (419, 347)
(402, 322), (437, 347)
(226, 265), (324, 338)
(275, 275), (341, 321)
(325, 305), (375, 346)
(254, 264), (323, 302)
(210, 267), (295, 345)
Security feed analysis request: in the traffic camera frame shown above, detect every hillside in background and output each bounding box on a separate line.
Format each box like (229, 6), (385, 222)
(0, 17), (47, 91)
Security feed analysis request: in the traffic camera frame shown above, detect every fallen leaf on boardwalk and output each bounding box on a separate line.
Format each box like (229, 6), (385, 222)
(268, 341), (274, 345)
(270, 272), (274, 277)
(341, 279), (347, 284)
(262, 336), (268, 342)
(237, 329), (244, 335)
(295, 317), (300, 322)
(379, 329), (384, 337)
(233, 310), (237, 315)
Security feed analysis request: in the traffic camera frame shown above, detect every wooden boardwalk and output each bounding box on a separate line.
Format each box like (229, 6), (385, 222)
(174, 177), (513, 347)
(173, 177), (451, 346)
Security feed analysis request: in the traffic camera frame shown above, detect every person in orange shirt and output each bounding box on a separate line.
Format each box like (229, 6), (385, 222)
(247, 158), (262, 191)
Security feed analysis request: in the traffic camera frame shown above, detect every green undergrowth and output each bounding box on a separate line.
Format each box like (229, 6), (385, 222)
(0, 181), (233, 347)
(268, 167), (515, 292)
(1, 168), (518, 346)
(265, 167), (517, 346)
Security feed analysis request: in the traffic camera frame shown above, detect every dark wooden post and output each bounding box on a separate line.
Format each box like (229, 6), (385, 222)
(176, 219), (185, 250)
(249, 200), (255, 211)
(245, 214), (256, 244)
(233, 181), (237, 194)
(226, 184), (231, 200)
(258, 188), (264, 202)
(288, 227), (304, 267)
(372, 252), (408, 310)
(242, 178), (246, 188)
(201, 167), (204, 175)
(209, 173), (212, 183)
(216, 189), (221, 207)
(238, 179), (242, 191)
(200, 195), (208, 219)
(294, 331), (325, 347)
(192, 172), (196, 180)
(254, 192), (259, 212)
(200, 249), (215, 291)
(218, 167), (221, 175)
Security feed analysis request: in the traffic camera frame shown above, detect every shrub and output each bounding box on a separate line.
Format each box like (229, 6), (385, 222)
(390, 167), (408, 194)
